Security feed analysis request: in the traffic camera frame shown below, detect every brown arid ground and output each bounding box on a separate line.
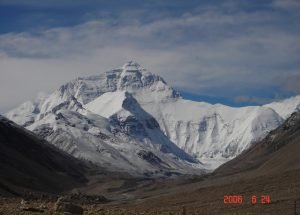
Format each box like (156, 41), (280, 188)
(0, 168), (300, 215)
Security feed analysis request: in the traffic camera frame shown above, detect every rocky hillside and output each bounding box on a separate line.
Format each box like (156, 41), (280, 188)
(0, 115), (86, 196)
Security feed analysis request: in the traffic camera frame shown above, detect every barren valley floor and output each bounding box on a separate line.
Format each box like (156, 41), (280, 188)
(1, 169), (300, 215)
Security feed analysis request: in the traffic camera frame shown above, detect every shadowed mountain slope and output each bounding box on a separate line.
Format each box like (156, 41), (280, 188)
(0, 115), (87, 196)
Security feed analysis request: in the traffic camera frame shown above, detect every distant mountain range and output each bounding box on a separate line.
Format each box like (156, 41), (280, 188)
(5, 61), (300, 175)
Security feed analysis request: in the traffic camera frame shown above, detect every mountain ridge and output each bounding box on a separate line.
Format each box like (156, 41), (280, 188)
(5, 61), (300, 173)
(214, 111), (300, 176)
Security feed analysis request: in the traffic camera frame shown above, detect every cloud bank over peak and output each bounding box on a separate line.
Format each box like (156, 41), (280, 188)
(0, 1), (299, 112)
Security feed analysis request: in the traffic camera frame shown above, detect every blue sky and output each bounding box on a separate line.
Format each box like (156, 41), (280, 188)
(0, 0), (300, 112)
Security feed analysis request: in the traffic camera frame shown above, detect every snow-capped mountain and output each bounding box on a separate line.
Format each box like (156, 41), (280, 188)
(139, 99), (284, 168)
(263, 95), (300, 119)
(6, 61), (202, 176)
(5, 61), (300, 172)
(26, 109), (199, 176)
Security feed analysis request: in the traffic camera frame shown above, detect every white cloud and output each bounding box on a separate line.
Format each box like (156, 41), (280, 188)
(0, 2), (299, 112)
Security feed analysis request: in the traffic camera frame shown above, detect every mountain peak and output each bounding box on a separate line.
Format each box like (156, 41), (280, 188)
(121, 61), (147, 76)
(122, 60), (141, 68)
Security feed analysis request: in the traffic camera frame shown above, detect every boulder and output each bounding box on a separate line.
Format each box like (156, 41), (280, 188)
(54, 197), (83, 215)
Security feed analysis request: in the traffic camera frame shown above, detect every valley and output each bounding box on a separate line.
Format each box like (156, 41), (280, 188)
(1, 62), (300, 214)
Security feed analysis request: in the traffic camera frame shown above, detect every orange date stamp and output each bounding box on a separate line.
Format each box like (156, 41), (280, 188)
(224, 195), (271, 205)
